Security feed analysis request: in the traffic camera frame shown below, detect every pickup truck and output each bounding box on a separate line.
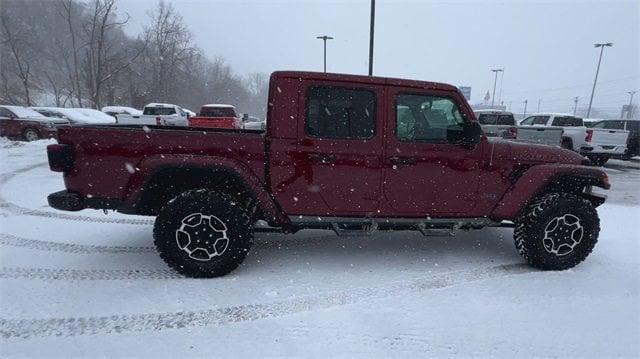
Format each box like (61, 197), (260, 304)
(47, 71), (609, 278)
(115, 103), (189, 127)
(474, 109), (562, 146)
(188, 104), (242, 129)
(591, 119), (640, 159)
(520, 113), (629, 165)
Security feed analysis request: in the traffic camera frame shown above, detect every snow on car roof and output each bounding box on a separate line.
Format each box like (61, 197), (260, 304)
(530, 112), (579, 117)
(2, 105), (46, 118)
(145, 103), (179, 108)
(202, 104), (235, 108)
(474, 109), (513, 115)
(101, 106), (142, 114)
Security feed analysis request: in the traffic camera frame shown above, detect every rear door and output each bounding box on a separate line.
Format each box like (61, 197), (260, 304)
(381, 87), (483, 216)
(276, 81), (385, 216)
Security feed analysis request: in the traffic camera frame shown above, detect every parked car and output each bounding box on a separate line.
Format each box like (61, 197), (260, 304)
(474, 109), (562, 146)
(520, 113), (629, 165)
(73, 108), (116, 124)
(47, 71), (609, 278)
(31, 107), (113, 125)
(114, 103), (188, 126)
(0, 105), (69, 141)
(241, 114), (266, 131)
(591, 119), (640, 159)
(188, 104), (242, 129)
(101, 106), (143, 118)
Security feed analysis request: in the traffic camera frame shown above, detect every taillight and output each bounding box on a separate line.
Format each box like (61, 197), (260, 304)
(47, 144), (74, 172)
(585, 129), (593, 142)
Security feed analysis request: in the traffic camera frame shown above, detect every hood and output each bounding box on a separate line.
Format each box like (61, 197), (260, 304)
(490, 138), (586, 165)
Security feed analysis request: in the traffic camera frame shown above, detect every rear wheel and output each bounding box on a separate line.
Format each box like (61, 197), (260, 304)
(514, 193), (599, 270)
(22, 128), (39, 142)
(153, 189), (254, 278)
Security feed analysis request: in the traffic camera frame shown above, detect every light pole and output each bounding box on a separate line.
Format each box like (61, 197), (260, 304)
(627, 91), (637, 119)
(573, 96), (579, 115)
(537, 98), (541, 112)
(368, 0), (375, 76)
(587, 42), (613, 118)
(498, 68), (505, 106)
(491, 68), (503, 108)
(523, 100), (528, 118)
(316, 35), (334, 73)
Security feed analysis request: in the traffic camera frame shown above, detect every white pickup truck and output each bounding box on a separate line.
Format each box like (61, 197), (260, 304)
(114, 103), (189, 126)
(520, 113), (629, 165)
(474, 110), (562, 146)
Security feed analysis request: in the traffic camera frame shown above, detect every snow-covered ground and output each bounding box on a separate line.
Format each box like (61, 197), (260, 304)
(1, 139), (638, 357)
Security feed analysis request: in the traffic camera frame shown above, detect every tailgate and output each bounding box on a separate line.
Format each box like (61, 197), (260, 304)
(590, 128), (629, 146)
(516, 126), (563, 146)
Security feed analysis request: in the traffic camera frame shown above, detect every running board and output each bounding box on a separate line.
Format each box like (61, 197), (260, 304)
(288, 216), (503, 236)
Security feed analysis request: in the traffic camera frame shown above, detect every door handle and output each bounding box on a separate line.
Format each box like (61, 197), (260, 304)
(308, 153), (336, 164)
(389, 156), (417, 166)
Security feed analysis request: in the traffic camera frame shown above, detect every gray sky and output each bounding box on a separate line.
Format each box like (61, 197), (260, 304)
(117, 0), (639, 116)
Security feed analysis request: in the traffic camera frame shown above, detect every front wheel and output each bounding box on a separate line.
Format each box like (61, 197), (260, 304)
(22, 128), (40, 142)
(514, 193), (600, 270)
(153, 189), (254, 278)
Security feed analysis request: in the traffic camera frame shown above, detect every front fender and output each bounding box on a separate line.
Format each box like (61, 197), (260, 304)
(121, 154), (288, 225)
(490, 164), (609, 220)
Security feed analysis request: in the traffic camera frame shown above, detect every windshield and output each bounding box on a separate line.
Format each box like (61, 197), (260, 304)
(144, 107), (176, 116)
(200, 107), (237, 117)
(6, 106), (46, 118)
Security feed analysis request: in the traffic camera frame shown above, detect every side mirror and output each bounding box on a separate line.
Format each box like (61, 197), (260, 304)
(463, 121), (483, 149)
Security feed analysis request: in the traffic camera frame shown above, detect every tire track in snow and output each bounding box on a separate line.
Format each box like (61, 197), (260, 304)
(0, 267), (183, 281)
(0, 263), (532, 339)
(0, 232), (340, 255)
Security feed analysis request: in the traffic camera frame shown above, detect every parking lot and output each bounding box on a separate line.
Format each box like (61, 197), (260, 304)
(0, 138), (638, 357)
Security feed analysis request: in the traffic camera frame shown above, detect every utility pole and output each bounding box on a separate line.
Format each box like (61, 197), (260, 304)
(587, 42), (613, 118)
(627, 91), (637, 119)
(523, 100), (528, 119)
(537, 98), (541, 112)
(490, 68), (503, 108)
(368, 0), (375, 76)
(573, 96), (579, 115)
(316, 35), (334, 73)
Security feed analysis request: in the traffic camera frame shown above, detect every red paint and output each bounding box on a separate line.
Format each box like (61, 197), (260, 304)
(188, 105), (242, 129)
(48, 71), (609, 225)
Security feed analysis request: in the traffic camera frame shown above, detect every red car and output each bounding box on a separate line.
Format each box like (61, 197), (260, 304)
(188, 104), (242, 129)
(0, 105), (69, 141)
(47, 71), (608, 278)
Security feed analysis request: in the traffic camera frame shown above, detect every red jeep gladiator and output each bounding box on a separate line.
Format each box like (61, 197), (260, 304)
(188, 104), (242, 129)
(47, 71), (609, 278)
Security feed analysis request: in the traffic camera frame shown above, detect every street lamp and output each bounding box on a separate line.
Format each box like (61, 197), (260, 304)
(316, 35), (334, 73)
(491, 68), (503, 108)
(586, 42), (613, 118)
(626, 91), (637, 119)
(523, 99), (528, 118)
(368, 0), (375, 76)
(498, 68), (505, 106)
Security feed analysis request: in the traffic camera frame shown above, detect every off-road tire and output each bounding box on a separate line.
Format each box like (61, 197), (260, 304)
(22, 128), (40, 142)
(514, 192), (599, 270)
(153, 189), (253, 278)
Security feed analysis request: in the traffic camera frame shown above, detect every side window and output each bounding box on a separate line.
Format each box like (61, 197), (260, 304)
(604, 120), (625, 130)
(533, 116), (550, 125)
(0, 108), (13, 118)
(520, 117), (535, 125)
(305, 86), (376, 139)
(395, 94), (465, 143)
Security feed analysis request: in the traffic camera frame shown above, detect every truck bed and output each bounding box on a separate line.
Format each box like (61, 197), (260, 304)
(55, 124), (266, 203)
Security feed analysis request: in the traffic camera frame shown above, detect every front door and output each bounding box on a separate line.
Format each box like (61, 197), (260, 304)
(381, 87), (483, 217)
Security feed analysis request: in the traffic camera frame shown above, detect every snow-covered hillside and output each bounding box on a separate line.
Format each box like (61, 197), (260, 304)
(1, 139), (638, 357)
